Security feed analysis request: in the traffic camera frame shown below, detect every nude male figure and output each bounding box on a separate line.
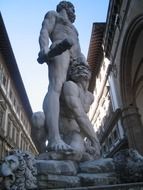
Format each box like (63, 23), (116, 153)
(60, 62), (100, 158)
(31, 62), (100, 159)
(38, 1), (87, 151)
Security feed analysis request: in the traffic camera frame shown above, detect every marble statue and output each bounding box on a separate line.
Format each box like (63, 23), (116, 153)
(37, 0), (89, 152)
(59, 61), (100, 159)
(32, 62), (100, 160)
(1, 1), (143, 189)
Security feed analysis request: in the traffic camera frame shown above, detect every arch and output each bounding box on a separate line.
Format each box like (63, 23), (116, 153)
(120, 15), (143, 153)
(120, 15), (143, 108)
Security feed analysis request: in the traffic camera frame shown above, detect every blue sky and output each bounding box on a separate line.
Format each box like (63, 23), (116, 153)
(1, 0), (109, 112)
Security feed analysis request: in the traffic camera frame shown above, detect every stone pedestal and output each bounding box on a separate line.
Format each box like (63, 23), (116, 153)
(47, 182), (143, 190)
(35, 157), (117, 189)
(1, 149), (143, 189)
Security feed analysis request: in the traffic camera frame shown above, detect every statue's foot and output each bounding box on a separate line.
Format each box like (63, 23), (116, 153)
(47, 139), (73, 153)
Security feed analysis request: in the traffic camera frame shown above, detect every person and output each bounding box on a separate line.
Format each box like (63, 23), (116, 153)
(38, 1), (87, 151)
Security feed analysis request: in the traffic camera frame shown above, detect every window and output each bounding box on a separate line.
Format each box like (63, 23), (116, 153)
(103, 145), (106, 152)
(0, 140), (2, 159)
(16, 131), (19, 145)
(1, 68), (8, 89)
(7, 119), (11, 138)
(14, 98), (16, 107)
(108, 136), (112, 147)
(12, 126), (15, 141)
(0, 109), (4, 127)
(17, 105), (20, 116)
(102, 143), (108, 156)
(20, 138), (23, 150)
(2, 74), (7, 87)
(113, 129), (118, 142)
(14, 127), (18, 144)
(9, 89), (13, 99)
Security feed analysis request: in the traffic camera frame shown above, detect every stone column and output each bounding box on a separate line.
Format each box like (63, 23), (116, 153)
(122, 105), (143, 155)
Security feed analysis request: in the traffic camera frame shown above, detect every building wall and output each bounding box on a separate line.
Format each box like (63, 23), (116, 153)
(0, 45), (37, 160)
(107, 0), (143, 154)
(88, 0), (143, 157)
(89, 54), (125, 157)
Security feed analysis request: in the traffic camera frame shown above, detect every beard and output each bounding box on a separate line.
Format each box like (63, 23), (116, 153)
(67, 11), (76, 23)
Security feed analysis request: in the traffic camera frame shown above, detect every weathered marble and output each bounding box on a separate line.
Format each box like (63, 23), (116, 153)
(1, 149), (143, 189)
(38, 175), (80, 189)
(0, 149), (37, 190)
(78, 173), (117, 186)
(36, 160), (78, 175)
(33, 0), (101, 158)
(79, 158), (115, 173)
(113, 149), (143, 183)
(45, 182), (143, 190)
(32, 62), (100, 161)
(37, 0), (91, 153)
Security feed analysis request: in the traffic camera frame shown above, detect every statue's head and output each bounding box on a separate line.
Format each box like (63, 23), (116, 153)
(68, 60), (91, 83)
(56, 1), (76, 23)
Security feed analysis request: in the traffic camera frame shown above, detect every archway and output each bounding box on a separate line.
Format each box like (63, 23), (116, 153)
(120, 15), (143, 154)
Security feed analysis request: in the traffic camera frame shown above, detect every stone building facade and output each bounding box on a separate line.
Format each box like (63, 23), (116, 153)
(0, 13), (38, 160)
(88, 0), (143, 157)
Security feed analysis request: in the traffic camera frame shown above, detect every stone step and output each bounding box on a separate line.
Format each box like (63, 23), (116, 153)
(37, 172), (117, 189)
(47, 182), (143, 190)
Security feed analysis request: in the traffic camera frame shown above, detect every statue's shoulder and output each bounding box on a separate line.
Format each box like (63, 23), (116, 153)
(85, 90), (94, 104)
(44, 10), (58, 19)
(63, 81), (79, 96)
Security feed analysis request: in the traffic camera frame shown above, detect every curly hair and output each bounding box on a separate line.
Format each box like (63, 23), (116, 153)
(67, 59), (91, 82)
(56, 1), (74, 13)
(56, 1), (75, 23)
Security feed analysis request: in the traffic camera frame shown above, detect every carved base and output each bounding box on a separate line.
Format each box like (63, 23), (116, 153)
(36, 158), (117, 189)
(1, 149), (143, 189)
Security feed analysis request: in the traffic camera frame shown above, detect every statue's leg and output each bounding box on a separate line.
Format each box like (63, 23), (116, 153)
(61, 116), (85, 153)
(43, 52), (73, 152)
(70, 131), (85, 153)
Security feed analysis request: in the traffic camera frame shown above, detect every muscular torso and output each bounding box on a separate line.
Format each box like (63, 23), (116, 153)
(59, 81), (93, 133)
(60, 81), (93, 117)
(46, 11), (82, 59)
(79, 88), (94, 113)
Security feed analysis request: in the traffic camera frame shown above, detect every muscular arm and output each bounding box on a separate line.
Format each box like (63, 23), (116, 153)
(63, 81), (100, 153)
(84, 91), (94, 112)
(39, 11), (56, 56)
